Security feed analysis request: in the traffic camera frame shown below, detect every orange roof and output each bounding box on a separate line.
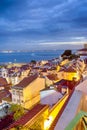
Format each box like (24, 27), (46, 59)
(79, 54), (87, 56)
(47, 74), (58, 80)
(64, 67), (76, 73)
(0, 89), (11, 102)
(12, 74), (38, 89)
(77, 48), (87, 51)
(0, 77), (8, 86)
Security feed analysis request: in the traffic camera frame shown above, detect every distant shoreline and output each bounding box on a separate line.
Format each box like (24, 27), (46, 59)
(0, 50), (76, 63)
(0, 49), (77, 53)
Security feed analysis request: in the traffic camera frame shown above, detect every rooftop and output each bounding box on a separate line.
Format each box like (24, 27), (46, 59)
(0, 89), (11, 102)
(12, 74), (38, 89)
(77, 48), (87, 51)
(40, 90), (63, 106)
(54, 79), (67, 86)
(47, 74), (58, 81)
(64, 67), (76, 73)
(0, 77), (8, 86)
(6, 104), (48, 129)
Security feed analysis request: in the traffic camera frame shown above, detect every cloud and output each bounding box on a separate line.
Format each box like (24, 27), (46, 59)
(71, 37), (86, 41)
(0, 0), (87, 49)
(39, 41), (84, 45)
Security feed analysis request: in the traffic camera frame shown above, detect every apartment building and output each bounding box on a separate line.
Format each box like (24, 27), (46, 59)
(11, 74), (45, 109)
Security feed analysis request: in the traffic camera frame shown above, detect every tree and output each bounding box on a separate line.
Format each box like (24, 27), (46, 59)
(30, 60), (36, 64)
(61, 50), (80, 60)
(9, 104), (25, 121)
(69, 54), (80, 60)
(61, 50), (72, 57)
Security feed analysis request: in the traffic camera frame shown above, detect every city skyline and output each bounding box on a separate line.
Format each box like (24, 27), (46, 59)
(0, 0), (87, 50)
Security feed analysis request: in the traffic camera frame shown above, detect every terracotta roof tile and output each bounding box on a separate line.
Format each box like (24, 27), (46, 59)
(79, 54), (87, 56)
(47, 74), (58, 81)
(20, 64), (30, 70)
(64, 67), (76, 72)
(13, 74), (38, 89)
(0, 89), (11, 102)
(0, 77), (8, 86)
(54, 79), (67, 86)
(78, 48), (87, 51)
(7, 104), (48, 129)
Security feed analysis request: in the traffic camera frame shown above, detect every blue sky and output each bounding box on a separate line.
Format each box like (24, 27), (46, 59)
(0, 0), (87, 50)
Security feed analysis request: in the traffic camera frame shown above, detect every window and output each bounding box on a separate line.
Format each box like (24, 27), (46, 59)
(13, 98), (16, 102)
(16, 90), (19, 95)
(20, 91), (23, 96)
(12, 90), (15, 95)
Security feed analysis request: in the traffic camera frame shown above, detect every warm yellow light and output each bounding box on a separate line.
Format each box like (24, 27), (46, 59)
(57, 65), (60, 71)
(44, 95), (68, 130)
(44, 116), (53, 130)
(73, 73), (80, 81)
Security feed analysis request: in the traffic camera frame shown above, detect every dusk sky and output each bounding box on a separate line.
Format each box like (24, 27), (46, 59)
(0, 0), (87, 50)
